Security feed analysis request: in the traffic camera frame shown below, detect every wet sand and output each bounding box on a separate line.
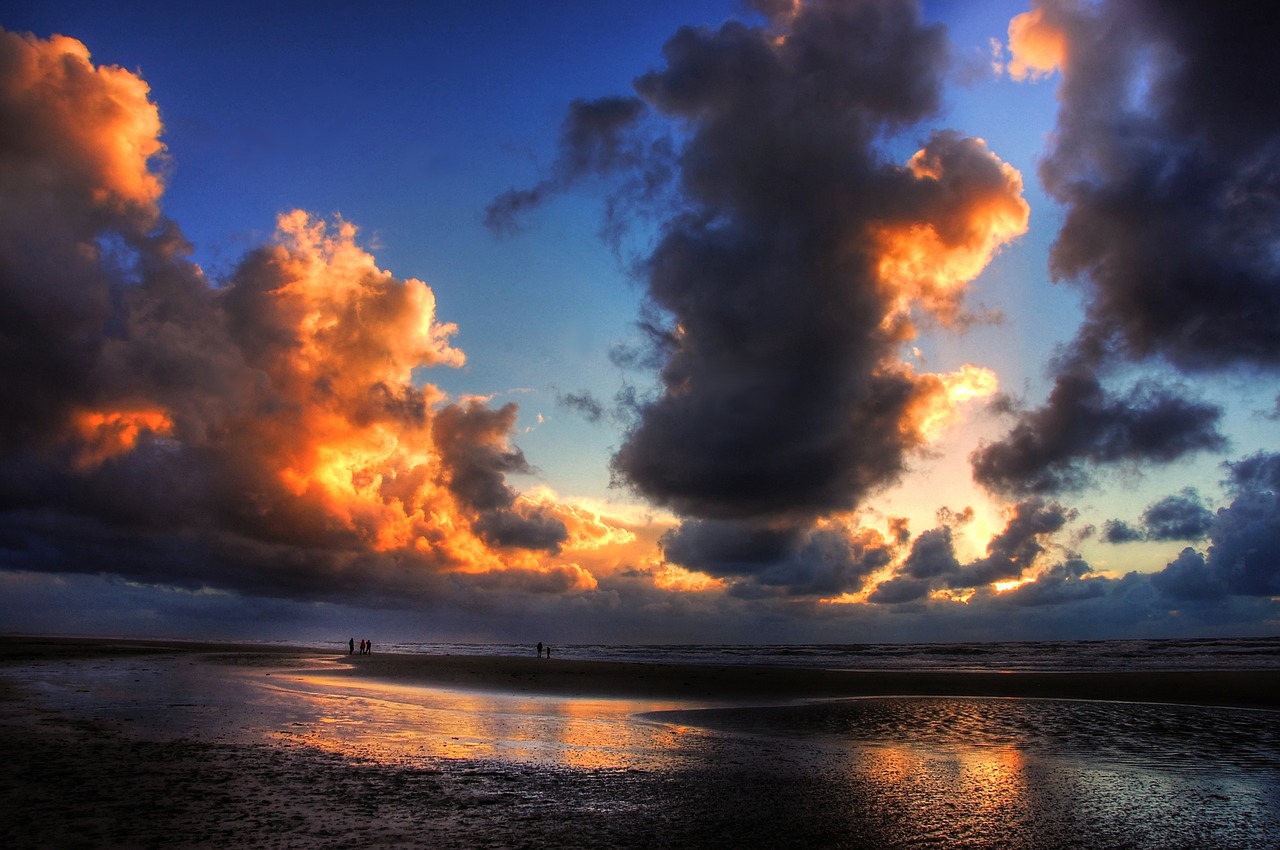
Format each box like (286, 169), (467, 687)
(3, 636), (1278, 849)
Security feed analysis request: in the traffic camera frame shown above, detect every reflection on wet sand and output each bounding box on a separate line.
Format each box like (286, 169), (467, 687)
(853, 745), (1031, 845)
(4, 645), (1279, 849)
(261, 666), (707, 770)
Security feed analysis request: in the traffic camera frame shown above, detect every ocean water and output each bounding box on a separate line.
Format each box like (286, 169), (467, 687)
(309, 635), (1280, 672)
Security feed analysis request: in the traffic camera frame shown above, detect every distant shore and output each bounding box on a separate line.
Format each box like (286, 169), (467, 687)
(5, 634), (1279, 710)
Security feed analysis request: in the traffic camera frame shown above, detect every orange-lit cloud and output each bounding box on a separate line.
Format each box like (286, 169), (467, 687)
(0, 30), (164, 218)
(875, 134), (1030, 329)
(0, 28), (614, 600)
(221, 212), (474, 556)
(67, 408), (174, 471)
(1006, 7), (1067, 82)
(902, 364), (1000, 443)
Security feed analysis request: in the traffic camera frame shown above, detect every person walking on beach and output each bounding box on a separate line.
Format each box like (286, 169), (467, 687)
(349, 637), (355, 655)
(537, 641), (543, 658)
(365, 639), (372, 655)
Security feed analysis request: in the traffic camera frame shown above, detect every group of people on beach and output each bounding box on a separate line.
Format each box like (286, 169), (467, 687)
(536, 642), (552, 658)
(349, 638), (372, 655)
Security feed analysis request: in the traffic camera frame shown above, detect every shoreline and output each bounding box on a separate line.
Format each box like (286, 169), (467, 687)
(4, 634), (1278, 710)
(337, 651), (1280, 710)
(4, 635), (1279, 848)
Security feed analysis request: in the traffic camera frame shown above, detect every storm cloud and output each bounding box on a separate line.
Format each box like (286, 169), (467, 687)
(496, 0), (1027, 593)
(973, 0), (1277, 495)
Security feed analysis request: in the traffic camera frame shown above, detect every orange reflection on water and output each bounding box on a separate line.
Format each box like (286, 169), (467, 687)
(855, 743), (1030, 841)
(255, 670), (700, 771)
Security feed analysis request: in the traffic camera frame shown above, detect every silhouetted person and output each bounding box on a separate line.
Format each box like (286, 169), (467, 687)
(349, 637), (355, 655)
(545, 645), (551, 658)
(537, 641), (543, 658)
(365, 639), (372, 655)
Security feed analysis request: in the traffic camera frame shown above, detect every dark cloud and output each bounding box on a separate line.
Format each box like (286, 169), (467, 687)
(434, 402), (567, 552)
(1101, 519), (1143, 544)
(1147, 452), (1280, 599)
(1031, 0), (1280, 371)
(484, 96), (659, 237)
(1149, 548), (1228, 602)
(662, 518), (892, 598)
(613, 5), (1014, 521)
(950, 498), (1073, 587)
(902, 526), (961, 579)
(866, 574), (932, 605)
(1204, 453), (1280, 596)
(1103, 488), (1213, 544)
(488, 0), (1035, 598)
(869, 499), (1073, 606)
(971, 366), (1225, 496)
(998, 558), (1105, 607)
(975, 0), (1278, 495)
(1141, 488), (1213, 542)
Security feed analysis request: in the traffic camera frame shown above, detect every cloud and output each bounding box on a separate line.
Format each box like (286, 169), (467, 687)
(434, 401), (567, 551)
(0, 28), (167, 450)
(901, 526), (961, 579)
(1144, 452), (1280, 599)
(557, 390), (606, 424)
(505, 3), (1022, 524)
(1139, 488), (1214, 542)
(0, 29), (585, 605)
(484, 96), (659, 238)
(1032, 0), (1280, 370)
(662, 518), (893, 598)
(1149, 548), (1228, 602)
(997, 558), (1104, 607)
(1100, 520), (1143, 544)
(976, 0), (1280, 495)
(865, 497), (1073, 606)
(1004, 6), (1066, 82)
(971, 363), (1225, 496)
(950, 498), (1073, 587)
(483, 0), (1034, 596)
(487, 0), (1030, 598)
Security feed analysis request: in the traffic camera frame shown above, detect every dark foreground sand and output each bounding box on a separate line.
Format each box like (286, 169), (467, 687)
(2, 637), (1278, 849)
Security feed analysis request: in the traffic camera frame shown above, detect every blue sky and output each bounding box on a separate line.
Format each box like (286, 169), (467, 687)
(2, 1), (1277, 643)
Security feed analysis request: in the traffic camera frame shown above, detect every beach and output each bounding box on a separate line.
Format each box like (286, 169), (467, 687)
(2, 637), (1278, 848)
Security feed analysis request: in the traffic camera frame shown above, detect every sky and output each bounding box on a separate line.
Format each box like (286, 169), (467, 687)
(2, 0), (1278, 645)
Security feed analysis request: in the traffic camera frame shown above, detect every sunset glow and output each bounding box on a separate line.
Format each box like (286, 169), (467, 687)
(3, 1), (1278, 643)
(68, 408), (174, 471)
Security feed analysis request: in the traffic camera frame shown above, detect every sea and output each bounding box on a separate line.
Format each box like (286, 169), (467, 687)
(302, 635), (1280, 672)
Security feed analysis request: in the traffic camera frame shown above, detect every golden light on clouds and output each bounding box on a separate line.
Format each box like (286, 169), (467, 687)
(1006, 7), (1067, 82)
(651, 562), (725, 593)
(1, 30), (164, 215)
(68, 408), (173, 471)
(875, 137), (1030, 330)
(907, 364), (1000, 443)
(930, 587), (976, 604)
